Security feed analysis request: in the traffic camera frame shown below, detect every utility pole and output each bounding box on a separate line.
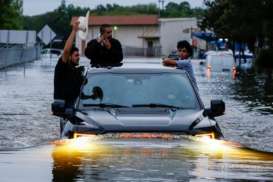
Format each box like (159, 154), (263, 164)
(158, 0), (165, 17)
(61, 0), (66, 7)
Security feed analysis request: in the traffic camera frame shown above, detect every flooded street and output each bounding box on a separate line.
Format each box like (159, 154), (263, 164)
(0, 60), (59, 148)
(0, 58), (273, 181)
(1, 138), (273, 182)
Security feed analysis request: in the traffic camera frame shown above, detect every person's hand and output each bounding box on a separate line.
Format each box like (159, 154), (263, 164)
(97, 35), (104, 44)
(72, 21), (80, 32)
(97, 34), (111, 49)
(162, 58), (177, 67)
(102, 38), (112, 49)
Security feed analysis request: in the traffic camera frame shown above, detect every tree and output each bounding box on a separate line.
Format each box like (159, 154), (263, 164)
(22, 2), (204, 42)
(162, 1), (204, 18)
(202, 0), (273, 88)
(0, 0), (23, 29)
(201, 0), (272, 52)
(60, 0), (66, 9)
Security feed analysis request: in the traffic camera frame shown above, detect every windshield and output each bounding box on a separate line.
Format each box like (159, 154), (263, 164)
(79, 72), (200, 109)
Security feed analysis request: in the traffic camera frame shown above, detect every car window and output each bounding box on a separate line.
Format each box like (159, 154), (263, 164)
(79, 72), (200, 109)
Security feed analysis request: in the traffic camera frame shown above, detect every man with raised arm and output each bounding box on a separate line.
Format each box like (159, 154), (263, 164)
(54, 21), (85, 106)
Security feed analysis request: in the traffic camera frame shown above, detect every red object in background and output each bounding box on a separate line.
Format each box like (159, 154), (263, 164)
(192, 39), (197, 47)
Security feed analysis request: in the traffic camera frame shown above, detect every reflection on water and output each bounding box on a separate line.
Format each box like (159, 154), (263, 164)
(51, 137), (273, 181)
(231, 73), (273, 114)
(198, 61), (273, 114)
(195, 60), (273, 152)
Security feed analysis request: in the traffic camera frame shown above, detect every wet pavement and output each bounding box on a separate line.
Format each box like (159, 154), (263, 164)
(0, 57), (273, 181)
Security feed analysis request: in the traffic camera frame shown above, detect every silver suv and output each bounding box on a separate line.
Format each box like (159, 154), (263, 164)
(52, 62), (224, 139)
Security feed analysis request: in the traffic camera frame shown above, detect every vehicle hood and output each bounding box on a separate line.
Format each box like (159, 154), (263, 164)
(78, 108), (210, 133)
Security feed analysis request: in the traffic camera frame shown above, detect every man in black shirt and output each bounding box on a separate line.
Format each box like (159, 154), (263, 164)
(54, 21), (84, 106)
(85, 24), (123, 67)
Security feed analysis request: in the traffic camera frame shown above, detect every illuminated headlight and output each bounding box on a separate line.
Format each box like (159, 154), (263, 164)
(195, 132), (215, 140)
(54, 135), (102, 153)
(73, 132), (96, 139)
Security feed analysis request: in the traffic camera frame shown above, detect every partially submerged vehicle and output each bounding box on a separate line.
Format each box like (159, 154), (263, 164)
(235, 51), (254, 72)
(52, 62), (225, 139)
(205, 51), (236, 72)
(41, 48), (62, 60)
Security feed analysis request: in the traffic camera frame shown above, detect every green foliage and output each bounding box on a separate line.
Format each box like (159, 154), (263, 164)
(201, 0), (273, 50)
(201, 0), (261, 41)
(201, 0), (273, 70)
(162, 2), (204, 18)
(256, 49), (273, 69)
(0, 0), (23, 29)
(23, 4), (90, 40)
(90, 3), (158, 16)
(23, 2), (205, 39)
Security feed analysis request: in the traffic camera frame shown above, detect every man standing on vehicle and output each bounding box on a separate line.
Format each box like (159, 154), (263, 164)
(54, 21), (85, 106)
(85, 24), (123, 67)
(162, 40), (198, 88)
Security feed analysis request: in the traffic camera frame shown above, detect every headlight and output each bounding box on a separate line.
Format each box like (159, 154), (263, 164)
(73, 132), (97, 139)
(195, 132), (215, 140)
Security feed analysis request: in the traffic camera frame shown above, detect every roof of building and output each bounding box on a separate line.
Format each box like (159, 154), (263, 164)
(71, 15), (159, 26)
(159, 17), (197, 22)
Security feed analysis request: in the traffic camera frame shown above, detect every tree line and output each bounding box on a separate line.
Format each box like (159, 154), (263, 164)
(200, 0), (273, 72)
(2, 1), (272, 66)
(0, 0), (23, 29)
(21, 1), (204, 40)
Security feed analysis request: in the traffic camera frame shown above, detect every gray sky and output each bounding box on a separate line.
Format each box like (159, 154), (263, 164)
(23, 0), (205, 16)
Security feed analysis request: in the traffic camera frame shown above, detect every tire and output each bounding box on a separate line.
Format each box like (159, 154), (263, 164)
(67, 131), (74, 139)
(59, 119), (66, 137)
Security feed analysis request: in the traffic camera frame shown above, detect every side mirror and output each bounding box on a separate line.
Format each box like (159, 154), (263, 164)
(203, 100), (225, 118)
(92, 86), (103, 101)
(80, 86), (104, 101)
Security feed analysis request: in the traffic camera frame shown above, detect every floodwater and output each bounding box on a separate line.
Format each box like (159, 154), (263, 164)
(0, 57), (273, 181)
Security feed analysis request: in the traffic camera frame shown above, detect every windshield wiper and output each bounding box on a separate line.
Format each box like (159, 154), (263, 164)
(83, 103), (130, 108)
(132, 103), (183, 109)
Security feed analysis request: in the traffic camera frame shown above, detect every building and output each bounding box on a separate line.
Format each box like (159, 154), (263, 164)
(73, 15), (197, 57)
(159, 18), (197, 56)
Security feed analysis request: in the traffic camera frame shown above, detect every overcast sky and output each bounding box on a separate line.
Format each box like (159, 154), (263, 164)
(23, 0), (205, 16)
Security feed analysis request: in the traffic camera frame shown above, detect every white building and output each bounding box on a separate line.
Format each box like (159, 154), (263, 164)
(159, 18), (197, 55)
(73, 15), (197, 57)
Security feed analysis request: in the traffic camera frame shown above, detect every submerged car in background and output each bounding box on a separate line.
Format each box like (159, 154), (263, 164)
(235, 51), (254, 72)
(41, 48), (62, 60)
(52, 62), (225, 139)
(205, 51), (236, 72)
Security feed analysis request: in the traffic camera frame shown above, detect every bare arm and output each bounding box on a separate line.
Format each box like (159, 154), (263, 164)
(162, 58), (177, 67)
(61, 21), (79, 63)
